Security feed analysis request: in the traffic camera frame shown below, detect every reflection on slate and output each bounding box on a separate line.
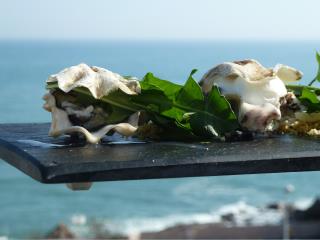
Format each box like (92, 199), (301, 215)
(0, 123), (320, 184)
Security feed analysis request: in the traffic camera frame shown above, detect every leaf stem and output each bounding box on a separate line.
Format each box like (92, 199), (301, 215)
(308, 77), (317, 86)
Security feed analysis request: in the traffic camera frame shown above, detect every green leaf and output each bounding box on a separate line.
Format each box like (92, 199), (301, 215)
(308, 51), (320, 86)
(286, 84), (320, 113)
(175, 69), (204, 109)
(189, 86), (239, 138)
(132, 89), (173, 113)
(301, 88), (319, 103)
(141, 72), (182, 99)
(298, 88), (320, 112)
(316, 52), (320, 82)
(207, 86), (238, 121)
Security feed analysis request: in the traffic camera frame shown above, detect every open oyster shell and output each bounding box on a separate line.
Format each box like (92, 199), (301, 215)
(200, 59), (303, 132)
(44, 64), (141, 144)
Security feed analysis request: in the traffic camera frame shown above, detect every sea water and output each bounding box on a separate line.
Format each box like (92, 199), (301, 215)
(0, 40), (319, 238)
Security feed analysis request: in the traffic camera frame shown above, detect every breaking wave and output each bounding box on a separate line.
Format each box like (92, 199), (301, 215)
(67, 197), (314, 237)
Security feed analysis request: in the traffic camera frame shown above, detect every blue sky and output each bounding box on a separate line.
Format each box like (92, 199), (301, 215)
(0, 0), (319, 40)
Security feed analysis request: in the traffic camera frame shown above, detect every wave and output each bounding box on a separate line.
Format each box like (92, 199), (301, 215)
(66, 197), (315, 237)
(293, 197), (314, 210)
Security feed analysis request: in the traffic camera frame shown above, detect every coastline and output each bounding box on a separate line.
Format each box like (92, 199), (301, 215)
(36, 198), (320, 239)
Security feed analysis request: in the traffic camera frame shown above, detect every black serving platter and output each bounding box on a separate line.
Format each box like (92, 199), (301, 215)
(0, 123), (320, 184)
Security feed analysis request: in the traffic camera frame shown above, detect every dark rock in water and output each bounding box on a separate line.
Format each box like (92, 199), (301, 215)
(221, 213), (235, 222)
(266, 202), (282, 210)
(141, 221), (320, 239)
(292, 198), (320, 221)
(141, 223), (284, 239)
(46, 223), (75, 239)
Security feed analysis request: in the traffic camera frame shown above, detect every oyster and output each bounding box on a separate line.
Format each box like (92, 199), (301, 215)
(200, 59), (303, 132)
(44, 64), (141, 143)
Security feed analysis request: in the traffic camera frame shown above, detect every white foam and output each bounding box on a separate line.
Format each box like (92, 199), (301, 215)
(69, 214), (90, 238)
(116, 213), (220, 234)
(65, 198), (317, 237)
(71, 214), (87, 225)
(73, 201), (282, 237)
(293, 197), (314, 210)
(213, 200), (282, 227)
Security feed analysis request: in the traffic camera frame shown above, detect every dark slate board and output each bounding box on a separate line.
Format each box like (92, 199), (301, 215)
(0, 123), (320, 184)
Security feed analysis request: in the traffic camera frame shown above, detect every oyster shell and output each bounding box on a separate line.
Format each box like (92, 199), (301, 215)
(200, 59), (303, 132)
(44, 64), (141, 144)
(43, 92), (137, 144)
(47, 63), (141, 98)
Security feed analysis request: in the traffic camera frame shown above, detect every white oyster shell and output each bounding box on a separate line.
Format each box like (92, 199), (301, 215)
(200, 59), (303, 132)
(43, 93), (137, 144)
(47, 63), (141, 98)
(44, 64), (141, 144)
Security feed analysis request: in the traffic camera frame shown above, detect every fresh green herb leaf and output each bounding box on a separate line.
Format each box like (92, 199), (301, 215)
(308, 51), (320, 86)
(189, 86), (239, 138)
(317, 52), (320, 81)
(298, 88), (320, 113)
(141, 72), (182, 99)
(175, 69), (204, 109)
